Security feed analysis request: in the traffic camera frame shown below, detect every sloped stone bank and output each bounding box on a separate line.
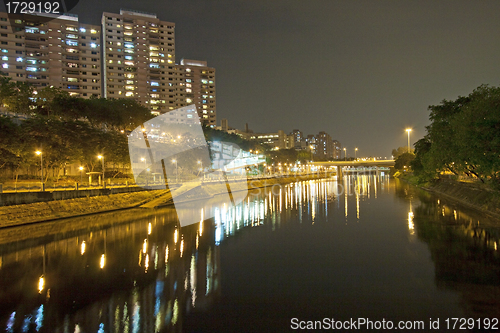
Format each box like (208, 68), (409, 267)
(0, 189), (169, 228)
(424, 180), (500, 219)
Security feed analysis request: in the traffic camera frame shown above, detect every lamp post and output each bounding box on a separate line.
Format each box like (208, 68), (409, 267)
(172, 159), (178, 183)
(309, 145), (314, 162)
(35, 150), (43, 190)
(98, 155), (104, 187)
(343, 147), (346, 161)
(79, 166), (84, 183)
(197, 160), (203, 179)
(355, 148), (358, 161)
(406, 128), (412, 153)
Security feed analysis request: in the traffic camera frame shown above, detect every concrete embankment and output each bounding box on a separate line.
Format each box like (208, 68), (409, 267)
(422, 180), (500, 219)
(0, 189), (170, 228)
(0, 173), (330, 228)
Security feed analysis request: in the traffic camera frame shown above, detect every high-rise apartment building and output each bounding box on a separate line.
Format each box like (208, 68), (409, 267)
(0, 9), (217, 124)
(176, 59), (216, 127)
(0, 12), (102, 97)
(101, 9), (176, 115)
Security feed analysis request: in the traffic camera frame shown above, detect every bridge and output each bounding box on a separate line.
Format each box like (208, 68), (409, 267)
(311, 160), (395, 177)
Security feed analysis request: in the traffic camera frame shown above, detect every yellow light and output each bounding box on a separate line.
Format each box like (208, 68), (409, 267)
(79, 166), (84, 171)
(148, 223), (152, 235)
(165, 245), (169, 263)
(406, 128), (412, 133)
(38, 275), (45, 293)
(80, 241), (86, 255)
(180, 239), (184, 257)
(174, 228), (178, 244)
(35, 150), (42, 156)
(98, 155), (103, 160)
(100, 254), (105, 268)
(143, 239), (147, 253)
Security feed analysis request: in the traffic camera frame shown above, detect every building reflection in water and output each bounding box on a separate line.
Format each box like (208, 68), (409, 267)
(0, 174), (393, 332)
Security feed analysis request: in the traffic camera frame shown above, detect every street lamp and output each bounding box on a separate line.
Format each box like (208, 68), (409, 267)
(79, 166), (84, 183)
(35, 150), (43, 190)
(197, 160), (203, 179)
(355, 148), (358, 161)
(98, 155), (104, 187)
(406, 128), (412, 153)
(172, 159), (178, 182)
(310, 145), (314, 162)
(343, 147), (346, 161)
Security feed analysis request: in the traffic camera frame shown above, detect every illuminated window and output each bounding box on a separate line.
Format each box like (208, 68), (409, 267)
(2, 63), (8, 69)
(80, 27), (86, 33)
(186, 68), (191, 72)
(125, 92), (134, 97)
(186, 98), (192, 103)
(90, 29), (97, 34)
(1, 56), (7, 61)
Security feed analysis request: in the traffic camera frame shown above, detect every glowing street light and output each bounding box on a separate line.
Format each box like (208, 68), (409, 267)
(35, 150), (43, 189)
(79, 166), (84, 183)
(343, 147), (346, 161)
(406, 128), (412, 153)
(355, 148), (358, 161)
(98, 155), (105, 187)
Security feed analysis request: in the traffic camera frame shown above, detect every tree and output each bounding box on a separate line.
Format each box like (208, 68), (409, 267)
(392, 146), (414, 160)
(394, 152), (415, 171)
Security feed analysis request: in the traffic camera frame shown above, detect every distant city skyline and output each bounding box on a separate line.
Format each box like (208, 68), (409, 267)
(7, 0), (500, 157)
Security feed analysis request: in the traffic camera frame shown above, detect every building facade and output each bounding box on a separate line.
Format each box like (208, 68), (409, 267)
(0, 9), (217, 125)
(175, 59), (216, 127)
(0, 12), (102, 97)
(101, 10), (176, 115)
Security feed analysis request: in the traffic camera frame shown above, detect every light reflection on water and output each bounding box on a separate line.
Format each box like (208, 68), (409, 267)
(0, 175), (499, 331)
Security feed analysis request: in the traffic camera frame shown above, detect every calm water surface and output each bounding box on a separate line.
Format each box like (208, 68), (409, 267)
(0, 175), (499, 332)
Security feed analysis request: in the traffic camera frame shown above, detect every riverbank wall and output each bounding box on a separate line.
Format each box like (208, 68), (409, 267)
(398, 174), (500, 219)
(0, 173), (331, 228)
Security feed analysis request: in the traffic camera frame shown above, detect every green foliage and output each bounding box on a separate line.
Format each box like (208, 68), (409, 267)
(392, 146), (414, 159)
(413, 84), (500, 189)
(394, 152), (415, 171)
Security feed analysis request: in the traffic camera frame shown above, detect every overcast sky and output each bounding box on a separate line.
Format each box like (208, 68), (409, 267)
(69, 0), (500, 157)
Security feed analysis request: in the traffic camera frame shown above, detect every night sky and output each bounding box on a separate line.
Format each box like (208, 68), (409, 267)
(70, 0), (500, 157)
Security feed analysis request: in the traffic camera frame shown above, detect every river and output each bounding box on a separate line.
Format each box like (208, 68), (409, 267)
(0, 175), (499, 332)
